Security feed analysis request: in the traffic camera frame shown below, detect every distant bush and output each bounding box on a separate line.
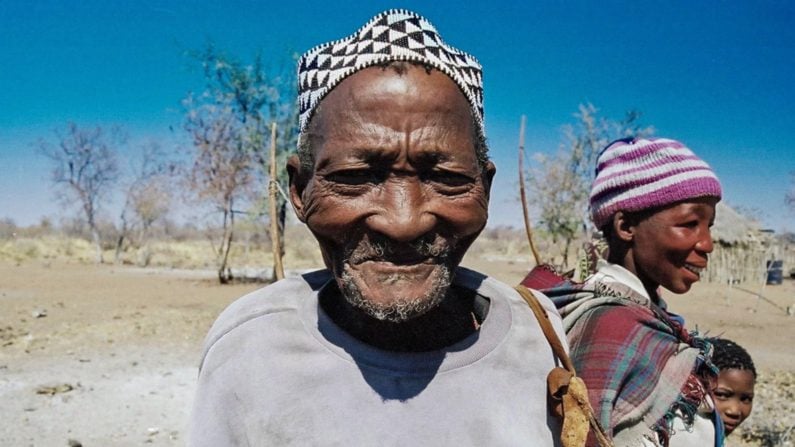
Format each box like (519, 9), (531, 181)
(0, 218), (17, 239)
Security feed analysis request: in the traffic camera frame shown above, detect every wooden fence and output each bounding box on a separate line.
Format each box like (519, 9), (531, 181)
(704, 239), (794, 286)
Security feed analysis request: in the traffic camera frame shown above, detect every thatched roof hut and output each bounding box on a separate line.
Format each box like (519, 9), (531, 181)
(711, 202), (762, 246)
(707, 202), (774, 284)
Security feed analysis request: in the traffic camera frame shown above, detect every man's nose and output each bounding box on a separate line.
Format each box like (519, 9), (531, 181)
(365, 178), (436, 242)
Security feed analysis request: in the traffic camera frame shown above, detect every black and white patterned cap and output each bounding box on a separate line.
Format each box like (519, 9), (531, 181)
(297, 9), (484, 135)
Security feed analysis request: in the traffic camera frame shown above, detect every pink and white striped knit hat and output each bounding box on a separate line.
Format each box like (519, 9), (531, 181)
(589, 137), (722, 229)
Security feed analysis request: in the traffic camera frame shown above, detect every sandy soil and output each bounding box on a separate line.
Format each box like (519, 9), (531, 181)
(1, 258), (793, 446)
(0, 261), (256, 446)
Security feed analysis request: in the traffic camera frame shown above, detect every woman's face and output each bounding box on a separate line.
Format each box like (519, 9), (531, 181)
(628, 197), (717, 294)
(714, 368), (755, 435)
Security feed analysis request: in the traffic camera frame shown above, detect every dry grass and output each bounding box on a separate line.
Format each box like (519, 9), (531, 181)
(0, 236), (96, 264)
(0, 226), (535, 273)
(0, 225), (326, 271)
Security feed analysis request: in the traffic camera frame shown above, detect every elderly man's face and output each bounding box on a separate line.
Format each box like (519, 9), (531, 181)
(289, 65), (495, 322)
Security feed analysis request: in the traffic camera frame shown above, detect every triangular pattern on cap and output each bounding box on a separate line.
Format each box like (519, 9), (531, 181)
(297, 9), (484, 136)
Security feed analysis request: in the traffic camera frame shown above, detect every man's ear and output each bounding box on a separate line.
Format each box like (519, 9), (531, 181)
(482, 160), (496, 199)
(287, 155), (308, 223)
(612, 211), (635, 243)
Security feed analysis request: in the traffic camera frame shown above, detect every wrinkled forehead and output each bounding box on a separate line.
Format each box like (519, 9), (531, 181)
(309, 66), (479, 167)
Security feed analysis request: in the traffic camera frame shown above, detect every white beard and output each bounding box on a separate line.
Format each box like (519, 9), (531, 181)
(339, 263), (453, 323)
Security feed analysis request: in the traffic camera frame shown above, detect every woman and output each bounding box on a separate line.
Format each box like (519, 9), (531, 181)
(546, 137), (724, 446)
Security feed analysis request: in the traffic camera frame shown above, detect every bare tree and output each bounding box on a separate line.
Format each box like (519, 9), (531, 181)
(115, 142), (174, 265)
(39, 123), (122, 263)
(183, 44), (297, 283)
(525, 104), (653, 268)
(184, 97), (255, 282)
(787, 171), (795, 212)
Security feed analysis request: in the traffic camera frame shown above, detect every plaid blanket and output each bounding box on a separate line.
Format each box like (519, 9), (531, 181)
(543, 264), (720, 446)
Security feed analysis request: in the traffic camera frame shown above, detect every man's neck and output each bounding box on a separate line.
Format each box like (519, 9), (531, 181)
(319, 283), (487, 352)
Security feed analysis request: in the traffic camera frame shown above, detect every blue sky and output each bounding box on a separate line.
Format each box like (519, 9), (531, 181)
(1, 1), (793, 231)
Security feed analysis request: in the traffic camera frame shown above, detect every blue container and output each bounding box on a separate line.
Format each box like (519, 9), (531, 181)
(766, 260), (783, 285)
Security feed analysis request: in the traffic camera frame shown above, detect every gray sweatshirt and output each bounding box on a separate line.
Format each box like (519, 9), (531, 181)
(189, 267), (567, 446)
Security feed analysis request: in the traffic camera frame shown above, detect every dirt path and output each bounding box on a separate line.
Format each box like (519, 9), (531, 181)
(1, 259), (793, 445)
(0, 261), (257, 446)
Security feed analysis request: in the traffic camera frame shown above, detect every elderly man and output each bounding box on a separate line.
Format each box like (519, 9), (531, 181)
(189, 10), (567, 446)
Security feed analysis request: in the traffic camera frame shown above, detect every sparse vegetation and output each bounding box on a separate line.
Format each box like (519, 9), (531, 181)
(116, 141), (176, 266)
(38, 123), (124, 264)
(0, 220), (322, 272)
(181, 44), (298, 283)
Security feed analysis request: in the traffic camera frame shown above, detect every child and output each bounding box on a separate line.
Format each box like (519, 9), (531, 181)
(709, 337), (756, 436)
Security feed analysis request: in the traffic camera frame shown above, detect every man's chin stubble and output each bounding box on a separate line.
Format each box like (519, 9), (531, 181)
(339, 264), (453, 323)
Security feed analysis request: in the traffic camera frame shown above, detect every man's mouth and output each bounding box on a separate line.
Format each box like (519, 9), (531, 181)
(355, 258), (437, 273)
(345, 235), (453, 268)
(337, 245), (455, 323)
(363, 253), (434, 266)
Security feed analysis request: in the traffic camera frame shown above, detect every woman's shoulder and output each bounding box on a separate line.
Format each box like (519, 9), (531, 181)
(571, 302), (655, 338)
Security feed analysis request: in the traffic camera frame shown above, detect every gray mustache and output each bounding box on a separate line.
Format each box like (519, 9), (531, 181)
(346, 235), (456, 264)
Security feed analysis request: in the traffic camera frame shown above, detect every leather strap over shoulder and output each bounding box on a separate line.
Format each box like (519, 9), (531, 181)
(514, 285), (614, 447)
(514, 284), (574, 372)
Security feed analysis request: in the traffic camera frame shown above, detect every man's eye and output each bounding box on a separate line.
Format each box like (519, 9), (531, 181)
(326, 170), (383, 185)
(425, 171), (472, 187)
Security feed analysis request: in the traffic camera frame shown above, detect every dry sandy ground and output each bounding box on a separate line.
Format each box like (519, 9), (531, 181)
(1, 258), (793, 446)
(0, 261), (257, 446)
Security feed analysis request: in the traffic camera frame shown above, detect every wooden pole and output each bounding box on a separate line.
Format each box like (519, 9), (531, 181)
(518, 115), (542, 266)
(269, 123), (285, 281)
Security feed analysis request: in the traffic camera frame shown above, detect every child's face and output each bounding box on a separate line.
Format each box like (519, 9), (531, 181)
(714, 368), (755, 435)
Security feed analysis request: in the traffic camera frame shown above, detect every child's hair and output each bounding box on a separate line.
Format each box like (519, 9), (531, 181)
(708, 337), (757, 378)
